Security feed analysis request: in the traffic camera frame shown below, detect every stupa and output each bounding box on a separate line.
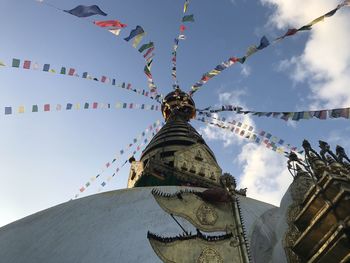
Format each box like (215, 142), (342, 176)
(0, 89), (349, 263)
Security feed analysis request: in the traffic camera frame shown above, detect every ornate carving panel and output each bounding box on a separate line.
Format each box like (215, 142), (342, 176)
(148, 235), (245, 263)
(152, 190), (234, 232)
(174, 144), (222, 183)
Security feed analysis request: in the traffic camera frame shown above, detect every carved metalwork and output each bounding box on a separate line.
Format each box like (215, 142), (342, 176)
(197, 247), (223, 263)
(196, 203), (218, 226)
(284, 140), (350, 263)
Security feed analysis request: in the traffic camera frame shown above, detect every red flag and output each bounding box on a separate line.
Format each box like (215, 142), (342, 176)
(79, 187), (85, 193)
(101, 76), (107, 82)
(68, 68), (75, 76)
(144, 47), (155, 58)
(127, 83), (132, 90)
(180, 25), (186, 32)
(23, 60), (31, 69)
(93, 102), (98, 109)
(94, 20), (127, 28)
(44, 104), (50, 112)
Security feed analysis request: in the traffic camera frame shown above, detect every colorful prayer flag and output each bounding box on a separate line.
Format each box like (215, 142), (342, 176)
(138, 42), (154, 53)
(32, 105), (38, 112)
(108, 28), (121, 36)
(12, 58), (20, 68)
(93, 20), (127, 28)
(18, 106), (25, 113)
(132, 32), (145, 48)
(182, 14), (194, 22)
(5, 107), (12, 115)
(23, 60), (31, 69)
(43, 64), (50, 72)
(44, 104), (50, 112)
(64, 5), (107, 18)
(124, 26), (144, 42)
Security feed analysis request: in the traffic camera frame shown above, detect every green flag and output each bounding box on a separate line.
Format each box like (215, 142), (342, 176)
(12, 58), (20, 68)
(138, 42), (154, 53)
(182, 14), (194, 22)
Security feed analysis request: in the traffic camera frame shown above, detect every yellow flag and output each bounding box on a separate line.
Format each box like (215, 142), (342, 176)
(309, 15), (325, 26)
(0, 61), (6, 67)
(132, 33), (146, 48)
(183, 0), (190, 13)
(75, 103), (80, 110)
(49, 69), (56, 73)
(18, 106), (25, 113)
(115, 102), (122, 109)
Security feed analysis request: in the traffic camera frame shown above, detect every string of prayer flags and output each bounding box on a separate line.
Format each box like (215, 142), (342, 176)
(189, 35), (270, 96)
(74, 121), (163, 198)
(6, 57), (162, 102)
(276, 1), (348, 40)
(205, 113), (301, 153)
(189, 0), (349, 96)
(171, 0), (194, 87)
(3, 101), (161, 115)
(96, 126), (163, 193)
(196, 116), (301, 156)
(64, 5), (107, 18)
(198, 105), (350, 121)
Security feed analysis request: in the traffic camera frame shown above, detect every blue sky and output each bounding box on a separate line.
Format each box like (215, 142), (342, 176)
(1, 0), (349, 226)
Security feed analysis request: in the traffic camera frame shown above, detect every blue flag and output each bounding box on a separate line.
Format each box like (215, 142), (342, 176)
(64, 5), (107, 18)
(124, 26), (144, 41)
(257, 36), (270, 50)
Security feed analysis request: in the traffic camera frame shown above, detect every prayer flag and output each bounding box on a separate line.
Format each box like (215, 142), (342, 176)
(184, 0), (190, 13)
(143, 47), (155, 59)
(49, 69), (56, 73)
(79, 187), (85, 192)
(32, 105), (38, 112)
(246, 46), (258, 57)
(108, 28), (121, 36)
(68, 68), (75, 76)
(0, 61), (5, 66)
(94, 20), (127, 28)
(23, 60), (31, 69)
(43, 64), (50, 72)
(44, 104), (50, 112)
(112, 79), (116, 85)
(182, 14), (194, 22)
(257, 36), (270, 50)
(123, 103), (127, 108)
(82, 72), (88, 78)
(64, 5), (107, 18)
(5, 107), (12, 115)
(124, 26), (144, 41)
(12, 58), (20, 68)
(84, 103), (89, 109)
(93, 102), (98, 109)
(138, 42), (154, 53)
(132, 32), (145, 48)
(60, 67), (66, 74)
(66, 103), (73, 110)
(56, 104), (62, 111)
(180, 25), (186, 32)
(101, 76), (107, 82)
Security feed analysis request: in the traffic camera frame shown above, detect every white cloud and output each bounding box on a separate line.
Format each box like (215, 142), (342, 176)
(237, 143), (292, 206)
(262, 0), (350, 108)
(200, 90), (292, 206)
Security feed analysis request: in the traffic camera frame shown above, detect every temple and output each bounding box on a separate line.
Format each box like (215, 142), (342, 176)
(0, 89), (349, 262)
